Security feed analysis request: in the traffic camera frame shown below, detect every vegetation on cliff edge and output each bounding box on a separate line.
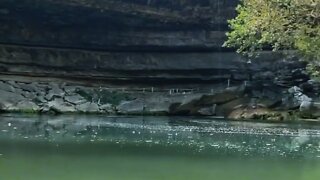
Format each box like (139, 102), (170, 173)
(224, 0), (319, 76)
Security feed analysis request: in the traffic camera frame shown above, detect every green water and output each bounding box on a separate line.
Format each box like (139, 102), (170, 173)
(0, 115), (320, 180)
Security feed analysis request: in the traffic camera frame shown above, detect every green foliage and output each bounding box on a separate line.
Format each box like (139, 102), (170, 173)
(224, 0), (320, 60)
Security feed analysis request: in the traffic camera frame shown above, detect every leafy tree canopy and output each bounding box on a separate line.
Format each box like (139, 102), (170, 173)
(224, 0), (320, 60)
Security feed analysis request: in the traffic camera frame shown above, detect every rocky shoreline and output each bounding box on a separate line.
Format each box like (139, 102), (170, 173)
(1, 0), (319, 124)
(1, 78), (320, 123)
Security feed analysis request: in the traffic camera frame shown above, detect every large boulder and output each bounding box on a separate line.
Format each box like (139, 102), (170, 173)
(0, 81), (15, 92)
(63, 86), (77, 95)
(99, 103), (114, 113)
(16, 82), (38, 92)
(0, 89), (25, 111)
(144, 101), (170, 114)
(197, 105), (216, 116)
(15, 101), (40, 112)
(215, 97), (251, 116)
(65, 95), (87, 105)
(46, 98), (76, 113)
(170, 90), (242, 115)
(76, 102), (99, 113)
(288, 86), (313, 111)
(116, 99), (144, 114)
(45, 84), (65, 101)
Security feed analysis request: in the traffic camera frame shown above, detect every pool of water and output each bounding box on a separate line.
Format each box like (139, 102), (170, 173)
(0, 114), (320, 180)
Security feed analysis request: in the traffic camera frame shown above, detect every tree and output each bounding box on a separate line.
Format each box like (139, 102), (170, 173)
(223, 0), (319, 61)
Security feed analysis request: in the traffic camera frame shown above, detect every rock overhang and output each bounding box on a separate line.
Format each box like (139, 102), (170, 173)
(0, 0), (239, 51)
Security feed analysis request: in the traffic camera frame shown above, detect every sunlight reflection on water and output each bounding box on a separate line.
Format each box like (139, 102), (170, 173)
(0, 115), (320, 180)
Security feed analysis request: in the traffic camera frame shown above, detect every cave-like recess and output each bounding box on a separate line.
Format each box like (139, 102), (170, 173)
(2, 0), (290, 86)
(0, 0), (238, 51)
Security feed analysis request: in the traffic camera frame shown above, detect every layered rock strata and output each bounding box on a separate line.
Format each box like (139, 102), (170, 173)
(1, 0), (320, 122)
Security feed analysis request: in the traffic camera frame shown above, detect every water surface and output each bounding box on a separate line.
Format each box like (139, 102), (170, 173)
(0, 114), (320, 180)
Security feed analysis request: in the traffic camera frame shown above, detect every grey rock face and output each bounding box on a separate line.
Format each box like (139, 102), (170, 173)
(15, 101), (40, 112)
(99, 104), (114, 113)
(288, 86), (313, 111)
(0, 78), (320, 121)
(0, 44), (304, 84)
(45, 85), (65, 101)
(0, 0), (306, 88)
(300, 101), (312, 112)
(0, 81), (15, 92)
(288, 86), (303, 94)
(0, 89), (24, 103)
(0, 90), (26, 111)
(145, 102), (171, 114)
(17, 82), (37, 92)
(65, 95), (87, 105)
(117, 100), (145, 114)
(76, 102), (99, 113)
(0, 0), (238, 50)
(21, 91), (37, 99)
(198, 105), (216, 116)
(34, 95), (47, 104)
(63, 86), (77, 95)
(47, 98), (76, 113)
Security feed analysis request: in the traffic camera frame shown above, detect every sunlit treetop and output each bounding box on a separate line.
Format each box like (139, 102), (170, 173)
(224, 0), (320, 60)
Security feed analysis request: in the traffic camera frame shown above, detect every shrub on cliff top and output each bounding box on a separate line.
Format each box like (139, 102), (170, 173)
(224, 0), (319, 69)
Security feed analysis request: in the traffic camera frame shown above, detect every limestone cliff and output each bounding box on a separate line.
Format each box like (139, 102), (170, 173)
(0, 0), (309, 86)
(1, 0), (319, 121)
(0, 0), (237, 51)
